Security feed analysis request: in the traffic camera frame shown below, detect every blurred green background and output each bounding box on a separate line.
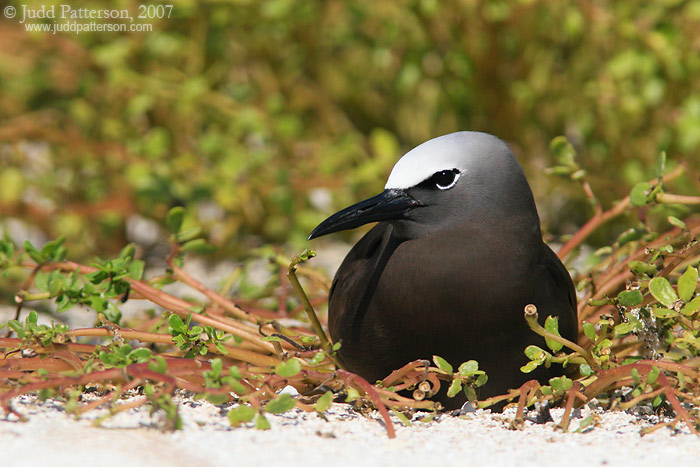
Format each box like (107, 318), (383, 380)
(1, 0), (699, 261)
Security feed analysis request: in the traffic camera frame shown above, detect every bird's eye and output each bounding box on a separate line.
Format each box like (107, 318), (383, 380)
(433, 169), (460, 190)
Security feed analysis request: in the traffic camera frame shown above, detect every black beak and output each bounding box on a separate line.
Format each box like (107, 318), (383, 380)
(308, 189), (421, 240)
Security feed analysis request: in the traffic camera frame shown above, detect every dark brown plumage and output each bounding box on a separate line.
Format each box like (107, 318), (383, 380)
(309, 132), (577, 409)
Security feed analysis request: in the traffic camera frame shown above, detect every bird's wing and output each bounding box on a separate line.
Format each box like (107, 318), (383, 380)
(328, 223), (393, 339)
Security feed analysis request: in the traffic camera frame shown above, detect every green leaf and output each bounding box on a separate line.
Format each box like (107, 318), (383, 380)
(463, 384), (478, 402)
(104, 302), (122, 324)
(180, 239), (217, 255)
(649, 277), (678, 307)
(275, 358), (302, 377)
(549, 136), (577, 167)
(614, 322), (634, 337)
(617, 290), (643, 307)
(524, 345), (546, 360)
(228, 365), (243, 379)
(128, 260), (145, 280)
(458, 360), (480, 376)
(265, 393), (296, 413)
(168, 314), (187, 333)
(520, 361), (541, 373)
(175, 227), (202, 243)
(8, 320), (24, 338)
(657, 151), (666, 178)
(87, 296), (106, 313)
(678, 266), (698, 302)
(576, 415), (596, 433)
(681, 296), (700, 316)
(582, 322), (597, 342)
(579, 363), (593, 377)
(210, 358), (223, 375)
(544, 316), (563, 352)
(391, 409), (412, 427)
(677, 370), (686, 390)
(646, 366), (660, 384)
(166, 207), (185, 234)
(148, 355), (167, 373)
(260, 336), (284, 342)
(628, 260), (658, 276)
(40, 237), (66, 261)
(230, 380), (247, 395)
(630, 182), (652, 207)
(432, 355), (453, 373)
(616, 228), (645, 246)
(119, 244), (136, 260)
(630, 182), (651, 207)
(344, 387), (360, 402)
(299, 249), (317, 262)
(27, 310), (38, 325)
(652, 306), (678, 319)
(549, 376), (573, 393)
(0, 239), (15, 258)
(309, 350), (325, 366)
(24, 240), (46, 264)
(314, 391), (333, 413)
(667, 216), (686, 230)
(631, 368), (641, 385)
(255, 414), (271, 430)
(55, 295), (73, 313)
(228, 405), (256, 426)
(47, 270), (64, 296)
(446, 379), (462, 397)
(205, 393), (229, 406)
(34, 272), (49, 292)
(128, 348), (152, 363)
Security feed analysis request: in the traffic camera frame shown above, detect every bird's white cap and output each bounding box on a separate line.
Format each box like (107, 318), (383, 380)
(384, 132), (506, 190)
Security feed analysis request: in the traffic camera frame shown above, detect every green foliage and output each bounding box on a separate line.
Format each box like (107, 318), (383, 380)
(648, 277), (678, 307)
(265, 394), (296, 414)
(441, 358), (488, 402)
(169, 314), (232, 358)
(275, 358), (302, 378)
(97, 344), (152, 368)
(314, 391), (333, 413)
(678, 266), (698, 302)
(2, 1), (699, 259)
(6, 310), (69, 346)
(617, 290), (643, 307)
(23, 237), (67, 264)
(228, 405), (256, 427)
(202, 358), (249, 403)
(544, 316), (563, 352)
(432, 355), (453, 373)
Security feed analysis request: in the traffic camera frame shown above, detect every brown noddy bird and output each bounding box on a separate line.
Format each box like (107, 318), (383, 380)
(308, 132), (577, 409)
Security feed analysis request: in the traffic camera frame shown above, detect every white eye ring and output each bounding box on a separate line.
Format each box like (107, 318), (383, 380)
(434, 169), (461, 190)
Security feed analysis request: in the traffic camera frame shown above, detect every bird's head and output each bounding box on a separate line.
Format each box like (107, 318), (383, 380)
(308, 131), (540, 241)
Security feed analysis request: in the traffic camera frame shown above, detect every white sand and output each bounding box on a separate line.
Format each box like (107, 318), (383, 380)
(2, 394), (699, 467)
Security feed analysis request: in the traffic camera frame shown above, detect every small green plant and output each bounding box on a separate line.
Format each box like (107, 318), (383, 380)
(1, 143), (699, 438)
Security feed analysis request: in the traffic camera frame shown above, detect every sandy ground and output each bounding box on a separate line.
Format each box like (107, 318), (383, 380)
(2, 393), (699, 467)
